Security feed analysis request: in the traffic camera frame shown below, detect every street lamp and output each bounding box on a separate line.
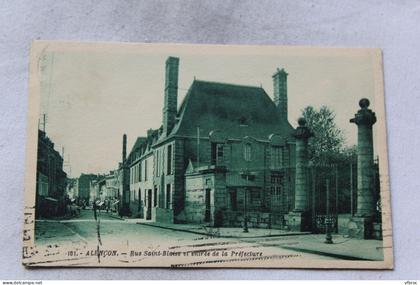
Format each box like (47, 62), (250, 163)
(243, 184), (249, 233)
(243, 143), (252, 233)
(325, 178), (333, 244)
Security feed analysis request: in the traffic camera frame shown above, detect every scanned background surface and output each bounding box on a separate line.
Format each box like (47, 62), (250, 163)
(0, 0), (419, 279)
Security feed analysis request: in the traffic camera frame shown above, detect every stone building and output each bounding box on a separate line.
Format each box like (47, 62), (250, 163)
(36, 130), (67, 218)
(65, 178), (77, 200)
(89, 177), (104, 204)
(76, 173), (98, 205)
(123, 57), (298, 228)
(104, 170), (119, 200)
(127, 135), (156, 219)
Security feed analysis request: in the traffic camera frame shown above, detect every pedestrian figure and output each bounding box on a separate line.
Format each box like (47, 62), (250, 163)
(93, 201), (97, 220)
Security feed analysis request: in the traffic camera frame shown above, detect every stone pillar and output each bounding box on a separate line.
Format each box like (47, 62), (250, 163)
(288, 118), (313, 231)
(348, 98), (377, 239)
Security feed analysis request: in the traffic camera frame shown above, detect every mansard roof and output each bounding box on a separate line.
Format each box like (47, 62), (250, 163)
(127, 136), (147, 162)
(170, 80), (294, 140)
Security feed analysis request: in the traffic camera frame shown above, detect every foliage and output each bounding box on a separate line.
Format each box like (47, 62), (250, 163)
(301, 106), (359, 215)
(301, 106), (347, 165)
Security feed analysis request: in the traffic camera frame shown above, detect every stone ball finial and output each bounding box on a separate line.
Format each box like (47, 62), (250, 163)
(298, 117), (307, 126)
(359, 98), (370, 109)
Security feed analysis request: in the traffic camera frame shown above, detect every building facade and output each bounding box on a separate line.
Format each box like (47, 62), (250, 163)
(122, 57), (297, 228)
(65, 178), (77, 200)
(36, 130), (68, 218)
(77, 173), (98, 205)
(104, 171), (119, 199)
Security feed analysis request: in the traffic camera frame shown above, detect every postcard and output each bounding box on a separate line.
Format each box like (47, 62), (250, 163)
(22, 41), (392, 268)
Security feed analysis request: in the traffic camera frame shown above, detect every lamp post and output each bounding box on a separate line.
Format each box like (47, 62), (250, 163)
(243, 143), (252, 233)
(325, 178), (333, 244)
(243, 182), (249, 233)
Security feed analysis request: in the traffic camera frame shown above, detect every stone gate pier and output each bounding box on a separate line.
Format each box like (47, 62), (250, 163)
(287, 118), (313, 231)
(349, 98), (377, 239)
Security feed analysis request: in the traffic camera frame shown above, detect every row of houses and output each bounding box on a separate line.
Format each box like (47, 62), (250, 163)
(116, 56), (298, 229)
(66, 171), (120, 211)
(36, 130), (68, 218)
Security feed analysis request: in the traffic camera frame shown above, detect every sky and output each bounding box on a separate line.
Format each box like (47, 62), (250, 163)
(38, 44), (378, 178)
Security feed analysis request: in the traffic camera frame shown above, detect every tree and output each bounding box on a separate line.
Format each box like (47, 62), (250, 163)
(301, 106), (359, 215)
(301, 106), (345, 165)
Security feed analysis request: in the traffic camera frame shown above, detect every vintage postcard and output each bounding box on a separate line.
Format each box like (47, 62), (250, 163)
(22, 41), (393, 268)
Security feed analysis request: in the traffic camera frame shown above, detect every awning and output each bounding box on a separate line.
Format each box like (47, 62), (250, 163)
(112, 200), (120, 205)
(96, 201), (104, 206)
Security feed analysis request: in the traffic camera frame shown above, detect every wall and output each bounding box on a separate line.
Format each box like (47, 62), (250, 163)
(184, 175), (212, 224)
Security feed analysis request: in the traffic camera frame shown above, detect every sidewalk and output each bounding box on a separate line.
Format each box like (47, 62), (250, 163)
(130, 220), (384, 261)
(275, 234), (384, 261)
(105, 212), (125, 220)
(134, 220), (310, 238)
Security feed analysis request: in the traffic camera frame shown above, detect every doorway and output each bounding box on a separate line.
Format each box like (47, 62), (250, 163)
(204, 188), (211, 222)
(138, 189), (142, 218)
(146, 189), (152, 220)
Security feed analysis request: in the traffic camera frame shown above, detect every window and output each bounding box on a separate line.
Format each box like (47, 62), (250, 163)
(211, 143), (224, 165)
(144, 159), (148, 181)
(229, 190), (237, 211)
(161, 149), (164, 176)
(211, 142), (217, 165)
(167, 144), (172, 174)
(217, 144), (224, 162)
(156, 150), (160, 177)
(271, 147), (283, 169)
(244, 143), (252, 162)
(166, 184), (171, 209)
(153, 187), (158, 207)
(250, 189), (261, 201)
(271, 175), (282, 204)
(138, 162), (142, 182)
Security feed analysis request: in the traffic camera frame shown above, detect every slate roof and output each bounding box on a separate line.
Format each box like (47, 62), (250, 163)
(127, 137), (147, 163)
(170, 80), (294, 140)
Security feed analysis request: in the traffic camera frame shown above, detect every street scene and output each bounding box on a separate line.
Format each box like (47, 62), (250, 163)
(24, 43), (392, 267)
(34, 209), (384, 267)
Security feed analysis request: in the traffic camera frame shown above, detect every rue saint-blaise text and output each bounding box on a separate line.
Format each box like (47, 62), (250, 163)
(67, 249), (263, 258)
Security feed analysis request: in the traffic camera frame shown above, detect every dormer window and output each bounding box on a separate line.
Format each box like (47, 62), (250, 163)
(271, 146), (283, 169)
(269, 134), (285, 169)
(211, 142), (224, 166)
(209, 130), (226, 166)
(244, 143), (252, 162)
(217, 144), (224, 159)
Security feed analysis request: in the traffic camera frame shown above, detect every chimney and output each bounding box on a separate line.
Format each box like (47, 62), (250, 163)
(163, 56), (179, 136)
(122, 134), (127, 162)
(273, 68), (288, 120)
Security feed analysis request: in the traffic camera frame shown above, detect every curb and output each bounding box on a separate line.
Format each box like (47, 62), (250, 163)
(106, 214), (125, 220)
(279, 245), (379, 261)
(137, 222), (311, 239)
